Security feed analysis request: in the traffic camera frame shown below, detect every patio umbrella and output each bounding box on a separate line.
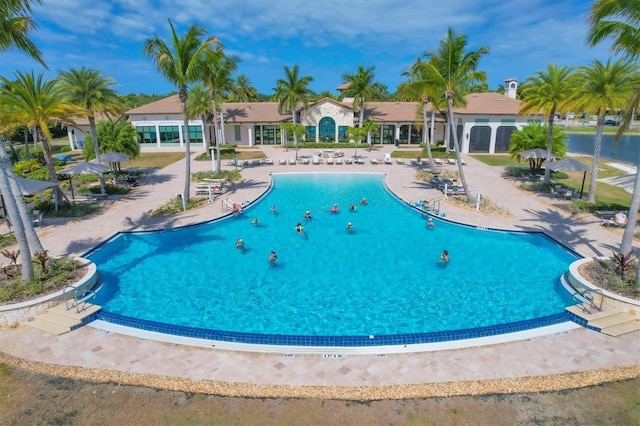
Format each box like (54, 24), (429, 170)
(59, 162), (111, 175)
(547, 158), (591, 199)
(58, 162), (111, 198)
(14, 177), (59, 196)
(96, 151), (130, 163)
(517, 148), (554, 159)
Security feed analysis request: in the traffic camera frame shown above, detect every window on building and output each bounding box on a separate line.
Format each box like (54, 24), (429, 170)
(468, 126), (492, 152)
(338, 126), (349, 142)
(136, 126), (157, 144)
(305, 126), (316, 138)
(234, 125), (241, 142)
(159, 126), (181, 144)
(319, 117), (336, 141)
(495, 126), (516, 152)
(187, 125), (203, 143)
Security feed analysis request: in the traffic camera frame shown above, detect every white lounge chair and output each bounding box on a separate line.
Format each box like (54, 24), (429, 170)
(345, 157), (353, 164)
(460, 158), (467, 166)
(288, 158), (296, 165)
(384, 153), (392, 164)
(396, 159), (405, 165)
(602, 212), (628, 227)
(447, 158), (456, 165)
(302, 158), (310, 165)
(335, 157), (343, 165)
(279, 159), (286, 165)
(326, 157), (334, 165)
(370, 158), (378, 165)
(433, 158), (443, 166)
(312, 155), (321, 165)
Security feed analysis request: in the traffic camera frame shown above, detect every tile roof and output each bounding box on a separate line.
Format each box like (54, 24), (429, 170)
(455, 92), (521, 115)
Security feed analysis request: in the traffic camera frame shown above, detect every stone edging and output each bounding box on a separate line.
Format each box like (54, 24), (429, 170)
(0, 351), (637, 399)
(0, 258), (97, 327)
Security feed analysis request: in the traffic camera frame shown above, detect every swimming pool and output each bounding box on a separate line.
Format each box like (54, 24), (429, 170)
(89, 173), (578, 346)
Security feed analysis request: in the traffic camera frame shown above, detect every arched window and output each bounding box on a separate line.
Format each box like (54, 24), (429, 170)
(318, 116), (336, 140)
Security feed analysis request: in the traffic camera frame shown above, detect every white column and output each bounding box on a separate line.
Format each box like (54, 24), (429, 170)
(155, 124), (161, 147)
(220, 112), (226, 145)
(394, 125), (400, 143)
(67, 128), (75, 150)
(248, 126), (253, 146)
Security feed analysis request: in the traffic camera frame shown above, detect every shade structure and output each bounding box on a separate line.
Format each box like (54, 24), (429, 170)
(547, 158), (590, 199)
(13, 177), (58, 196)
(59, 162), (111, 175)
(96, 151), (130, 163)
(517, 148), (554, 159)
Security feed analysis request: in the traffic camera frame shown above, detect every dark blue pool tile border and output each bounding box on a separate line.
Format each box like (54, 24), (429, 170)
(96, 310), (573, 347)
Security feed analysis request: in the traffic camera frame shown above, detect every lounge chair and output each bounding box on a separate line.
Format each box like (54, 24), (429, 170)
(288, 158), (296, 165)
(602, 212), (628, 227)
(302, 158), (310, 165)
(312, 155), (321, 165)
(384, 153), (392, 164)
(433, 158), (443, 166)
(396, 159), (405, 165)
(32, 210), (43, 227)
(344, 157), (353, 164)
(447, 158), (456, 165)
(460, 158), (467, 166)
(370, 158), (378, 165)
(335, 157), (343, 165)
(262, 158), (273, 165)
(326, 157), (334, 165)
(279, 159), (286, 165)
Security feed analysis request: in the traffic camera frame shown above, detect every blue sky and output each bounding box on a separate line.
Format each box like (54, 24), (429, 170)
(1, 0), (615, 97)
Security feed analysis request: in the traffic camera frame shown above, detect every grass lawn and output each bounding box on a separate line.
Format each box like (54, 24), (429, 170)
(124, 152), (185, 169)
(471, 154), (633, 209)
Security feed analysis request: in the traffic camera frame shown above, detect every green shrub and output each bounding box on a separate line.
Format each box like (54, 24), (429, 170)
(13, 160), (42, 176)
(59, 146), (71, 153)
(34, 200), (100, 217)
(191, 170), (241, 182)
(149, 196), (208, 217)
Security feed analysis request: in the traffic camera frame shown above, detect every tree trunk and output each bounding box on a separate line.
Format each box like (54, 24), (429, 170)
(88, 115), (106, 194)
(544, 109), (556, 183)
(0, 143), (34, 281)
(218, 106), (225, 171)
(200, 113), (211, 160)
(209, 89), (220, 173)
(358, 99), (364, 128)
(179, 87), (191, 207)
(423, 100), (435, 173)
(587, 119), (604, 203)
(447, 93), (474, 203)
(619, 161), (640, 283)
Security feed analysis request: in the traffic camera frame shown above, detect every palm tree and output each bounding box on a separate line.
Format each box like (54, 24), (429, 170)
(518, 65), (575, 184)
(58, 67), (124, 194)
(229, 75), (258, 102)
(361, 120), (379, 150)
(0, 0), (46, 67)
(587, 0), (640, 280)
(274, 65), (313, 161)
(346, 126), (367, 159)
(187, 84), (213, 156)
(82, 119), (140, 163)
(508, 123), (567, 173)
(340, 65), (385, 128)
(397, 58), (444, 171)
(569, 58), (638, 202)
(143, 19), (219, 206)
(202, 48), (237, 171)
(0, 71), (78, 198)
(423, 27), (489, 203)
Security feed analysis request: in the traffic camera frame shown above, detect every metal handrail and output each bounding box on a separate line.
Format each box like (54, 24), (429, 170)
(62, 284), (97, 313)
(572, 288), (604, 314)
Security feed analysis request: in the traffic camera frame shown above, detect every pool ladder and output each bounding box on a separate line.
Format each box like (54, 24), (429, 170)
(222, 198), (235, 212)
(572, 288), (604, 314)
(421, 198), (440, 216)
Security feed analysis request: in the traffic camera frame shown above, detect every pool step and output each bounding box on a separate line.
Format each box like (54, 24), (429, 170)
(566, 305), (640, 336)
(26, 303), (102, 336)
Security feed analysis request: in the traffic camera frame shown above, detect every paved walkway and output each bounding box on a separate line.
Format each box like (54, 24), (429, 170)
(0, 145), (638, 396)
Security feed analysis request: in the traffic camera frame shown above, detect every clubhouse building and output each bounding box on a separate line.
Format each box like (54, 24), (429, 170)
(68, 78), (537, 154)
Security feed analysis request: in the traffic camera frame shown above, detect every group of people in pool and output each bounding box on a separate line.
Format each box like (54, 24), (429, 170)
(236, 198), (377, 264)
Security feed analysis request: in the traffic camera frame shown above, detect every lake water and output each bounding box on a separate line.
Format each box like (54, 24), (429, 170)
(567, 133), (639, 164)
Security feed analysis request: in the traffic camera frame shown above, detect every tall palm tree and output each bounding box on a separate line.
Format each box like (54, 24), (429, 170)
(423, 27), (489, 203)
(274, 65), (313, 161)
(58, 67), (124, 194)
(398, 58), (445, 172)
(361, 119), (379, 150)
(569, 59), (638, 203)
(0, 0), (45, 67)
(518, 65), (575, 183)
(201, 48), (237, 171)
(0, 71), (78, 196)
(340, 65), (385, 128)
(82, 120), (140, 162)
(143, 19), (219, 206)
(587, 0), (640, 280)
(229, 75), (258, 102)
(187, 84), (213, 157)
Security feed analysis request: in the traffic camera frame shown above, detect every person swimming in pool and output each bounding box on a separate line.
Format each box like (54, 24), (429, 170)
(330, 204), (339, 213)
(349, 203), (357, 212)
(268, 250), (278, 264)
(360, 197), (367, 206)
(270, 204), (277, 214)
(427, 218), (435, 229)
(295, 222), (305, 235)
(346, 222), (354, 232)
(251, 217), (259, 226)
(440, 249), (449, 263)
(304, 210), (313, 220)
(235, 238), (244, 249)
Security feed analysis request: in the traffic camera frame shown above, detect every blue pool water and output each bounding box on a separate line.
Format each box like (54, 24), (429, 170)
(89, 173), (577, 341)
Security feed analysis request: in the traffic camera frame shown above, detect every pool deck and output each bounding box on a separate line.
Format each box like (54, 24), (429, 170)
(0, 146), (638, 398)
